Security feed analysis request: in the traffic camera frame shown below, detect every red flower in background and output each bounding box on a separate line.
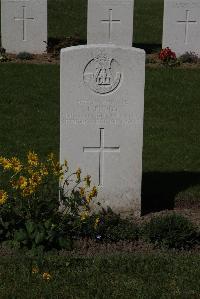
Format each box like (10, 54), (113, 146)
(159, 47), (176, 61)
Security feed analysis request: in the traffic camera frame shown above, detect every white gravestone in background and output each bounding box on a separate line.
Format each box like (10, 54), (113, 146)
(1, 0), (47, 54)
(87, 0), (134, 46)
(163, 0), (200, 56)
(60, 45), (145, 217)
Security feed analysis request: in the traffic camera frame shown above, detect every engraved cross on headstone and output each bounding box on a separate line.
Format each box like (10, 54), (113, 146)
(83, 128), (120, 186)
(101, 9), (121, 42)
(14, 6), (34, 41)
(177, 10), (197, 44)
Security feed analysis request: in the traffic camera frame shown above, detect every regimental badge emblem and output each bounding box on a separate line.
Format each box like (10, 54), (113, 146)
(83, 52), (122, 94)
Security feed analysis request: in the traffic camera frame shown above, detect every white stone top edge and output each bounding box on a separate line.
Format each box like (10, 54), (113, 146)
(61, 44), (145, 55)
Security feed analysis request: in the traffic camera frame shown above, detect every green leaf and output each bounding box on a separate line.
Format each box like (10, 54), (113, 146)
(35, 232), (45, 245)
(14, 229), (28, 242)
(25, 221), (36, 235)
(44, 220), (52, 230)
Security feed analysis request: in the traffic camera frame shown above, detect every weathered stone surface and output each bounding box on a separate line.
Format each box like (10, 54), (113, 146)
(60, 45), (145, 217)
(1, 0), (47, 54)
(87, 0), (134, 46)
(163, 0), (200, 56)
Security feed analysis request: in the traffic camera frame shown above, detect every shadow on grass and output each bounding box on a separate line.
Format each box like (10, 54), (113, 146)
(133, 43), (162, 54)
(47, 37), (86, 53)
(47, 38), (161, 55)
(141, 172), (200, 215)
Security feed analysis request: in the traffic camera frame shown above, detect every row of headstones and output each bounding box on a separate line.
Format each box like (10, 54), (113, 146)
(1, 0), (200, 56)
(1, 0), (195, 217)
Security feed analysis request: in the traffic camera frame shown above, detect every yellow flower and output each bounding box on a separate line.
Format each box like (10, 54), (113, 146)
(0, 190), (8, 205)
(40, 164), (48, 177)
(86, 194), (92, 204)
(90, 186), (98, 198)
(86, 186), (98, 204)
(18, 176), (28, 190)
(11, 180), (18, 189)
(94, 217), (100, 229)
(80, 211), (89, 221)
(27, 151), (39, 167)
(10, 157), (22, 172)
(22, 186), (34, 197)
(53, 162), (62, 177)
(42, 272), (52, 281)
(92, 186), (98, 197)
(76, 168), (81, 181)
(47, 153), (54, 161)
(59, 170), (64, 178)
(0, 157), (12, 170)
(32, 266), (39, 274)
(29, 172), (42, 187)
(84, 175), (91, 187)
(79, 187), (85, 197)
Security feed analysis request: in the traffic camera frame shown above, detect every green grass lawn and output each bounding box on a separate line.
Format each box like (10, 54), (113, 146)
(0, 64), (200, 210)
(0, 252), (199, 298)
(0, 0), (164, 45)
(0, 65), (200, 171)
(0, 64), (59, 158)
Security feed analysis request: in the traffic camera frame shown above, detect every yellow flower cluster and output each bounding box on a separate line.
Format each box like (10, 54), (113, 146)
(42, 272), (52, 281)
(0, 152), (98, 221)
(48, 153), (63, 177)
(76, 167), (81, 182)
(84, 175), (91, 187)
(94, 217), (100, 229)
(86, 186), (98, 204)
(12, 176), (27, 190)
(0, 157), (12, 170)
(0, 190), (8, 205)
(0, 151), (60, 199)
(11, 157), (22, 172)
(27, 151), (39, 167)
(78, 185), (98, 221)
(32, 266), (39, 274)
(80, 211), (89, 221)
(79, 187), (85, 197)
(78, 185), (98, 205)
(12, 170), (45, 197)
(32, 267), (52, 281)
(0, 156), (22, 172)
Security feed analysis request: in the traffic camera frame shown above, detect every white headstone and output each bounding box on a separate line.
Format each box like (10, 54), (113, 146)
(60, 45), (145, 217)
(163, 0), (200, 56)
(87, 0), (134, 46)
(1, 0), (47, 54)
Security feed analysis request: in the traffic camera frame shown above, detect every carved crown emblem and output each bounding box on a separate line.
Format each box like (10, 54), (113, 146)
(83, 52), (122, 95)
(94, 53), (112, 69)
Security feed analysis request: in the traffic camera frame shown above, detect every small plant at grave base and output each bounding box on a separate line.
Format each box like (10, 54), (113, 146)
(179, 51), (199, 64)
(0, 47), (9, 62)
(141, 214), (199, 250)
(47, 36), (82, 58)
(158, 47), (178, 67)
(0, 152), (98, 251)
(16, 52), (33, 60)
(79, 208), (139, 242)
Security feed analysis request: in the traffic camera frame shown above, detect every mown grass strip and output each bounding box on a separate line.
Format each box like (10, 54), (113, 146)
(0, 252), (199, 298)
